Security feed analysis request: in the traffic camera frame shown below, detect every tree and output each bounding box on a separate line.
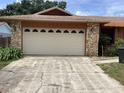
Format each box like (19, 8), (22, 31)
(98, 33), (112, 56)
(0, 0), (67, 16)
(99, 33), (112, 48)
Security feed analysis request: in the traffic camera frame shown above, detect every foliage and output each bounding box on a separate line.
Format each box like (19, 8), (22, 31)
(99, 33), (124, 56)
(98, 63), (124, 85)
(0, 48), (23, 61)
(105, 38), (124, 56)
(99, 33), (112, 48)
(0, 61), (12, 70)
(99, 33), (112, 56)
(105, 45), (117, 56)
(115, 38), (124, 49)
(0, 0), (67, 16)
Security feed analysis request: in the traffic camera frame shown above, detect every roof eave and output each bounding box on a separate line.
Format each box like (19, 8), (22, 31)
(0, 18), (107, 23)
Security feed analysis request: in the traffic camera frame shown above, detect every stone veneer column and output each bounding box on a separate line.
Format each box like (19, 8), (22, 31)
(10, 21), (22, 49)
(86, 23), (100, 56)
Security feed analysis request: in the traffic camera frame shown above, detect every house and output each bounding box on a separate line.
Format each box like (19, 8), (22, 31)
(0, 22), (11, 47)
(0, 7), (124, 56)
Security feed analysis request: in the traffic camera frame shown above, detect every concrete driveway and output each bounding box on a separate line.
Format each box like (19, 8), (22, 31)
(0, 57), (124, 93)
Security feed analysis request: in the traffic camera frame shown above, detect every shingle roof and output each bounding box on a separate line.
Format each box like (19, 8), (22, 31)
(76, 16), (124, 27)
(0, 15), (108, 23)
(0, 7), (124, 27)
(104, 21), (124, 27)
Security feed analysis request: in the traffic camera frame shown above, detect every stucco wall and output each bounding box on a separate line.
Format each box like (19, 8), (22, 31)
(86, 23), (100, 56)
(10, 22), (22, 49)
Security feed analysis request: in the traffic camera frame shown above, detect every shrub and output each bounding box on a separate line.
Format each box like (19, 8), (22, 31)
(115, 38), (124, 49)
(105, 38), (124, 56)
(105, 45), (117, 56)
(0, 48), (23, 61)
(99, 33), (112, 56)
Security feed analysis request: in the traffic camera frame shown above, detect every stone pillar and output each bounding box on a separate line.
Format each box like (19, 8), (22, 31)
(10, 21), (22, 49)
(86, 23), (100, 56)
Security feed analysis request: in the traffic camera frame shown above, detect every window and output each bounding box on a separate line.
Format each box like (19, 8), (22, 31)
(56, 30), (61, 33)
(64, 30), (69, 33)
(79, 31), (84, 34)
(71, 30), (77, 33)
(40, 29), (46, 32)
(33, 29), (38, 32)
(24, 29), (30, 32)
(48, 30), (54, 33)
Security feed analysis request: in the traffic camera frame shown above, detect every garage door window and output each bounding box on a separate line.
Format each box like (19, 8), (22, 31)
(24, 29), (30, 32)
(79, 31), (84, 34)
(48, 30), (54, 33)
(41, 29), (46, 33)
(56, 30), (61, 33)
(33, 29), (38, 32)
(71, 30), (77, 33)
(64, 30), (69, 33)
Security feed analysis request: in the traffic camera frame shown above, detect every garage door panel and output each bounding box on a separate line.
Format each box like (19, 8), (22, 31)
(23, 28), (85, 55)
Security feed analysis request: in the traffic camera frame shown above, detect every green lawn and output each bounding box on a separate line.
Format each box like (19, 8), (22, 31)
(98, 63), (124, 85)
(0, 60), (13, 70)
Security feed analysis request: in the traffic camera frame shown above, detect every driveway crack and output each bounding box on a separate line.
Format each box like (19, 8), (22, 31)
(35, 72), (44, 93)
(66, 59), (74, 73)
(0, 70), (16, 74)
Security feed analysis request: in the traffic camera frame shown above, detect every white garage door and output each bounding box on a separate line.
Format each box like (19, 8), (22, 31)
(23, 28), (85, 56)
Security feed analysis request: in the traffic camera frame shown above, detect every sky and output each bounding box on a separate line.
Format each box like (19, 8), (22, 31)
(0, 0), (124, 16)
